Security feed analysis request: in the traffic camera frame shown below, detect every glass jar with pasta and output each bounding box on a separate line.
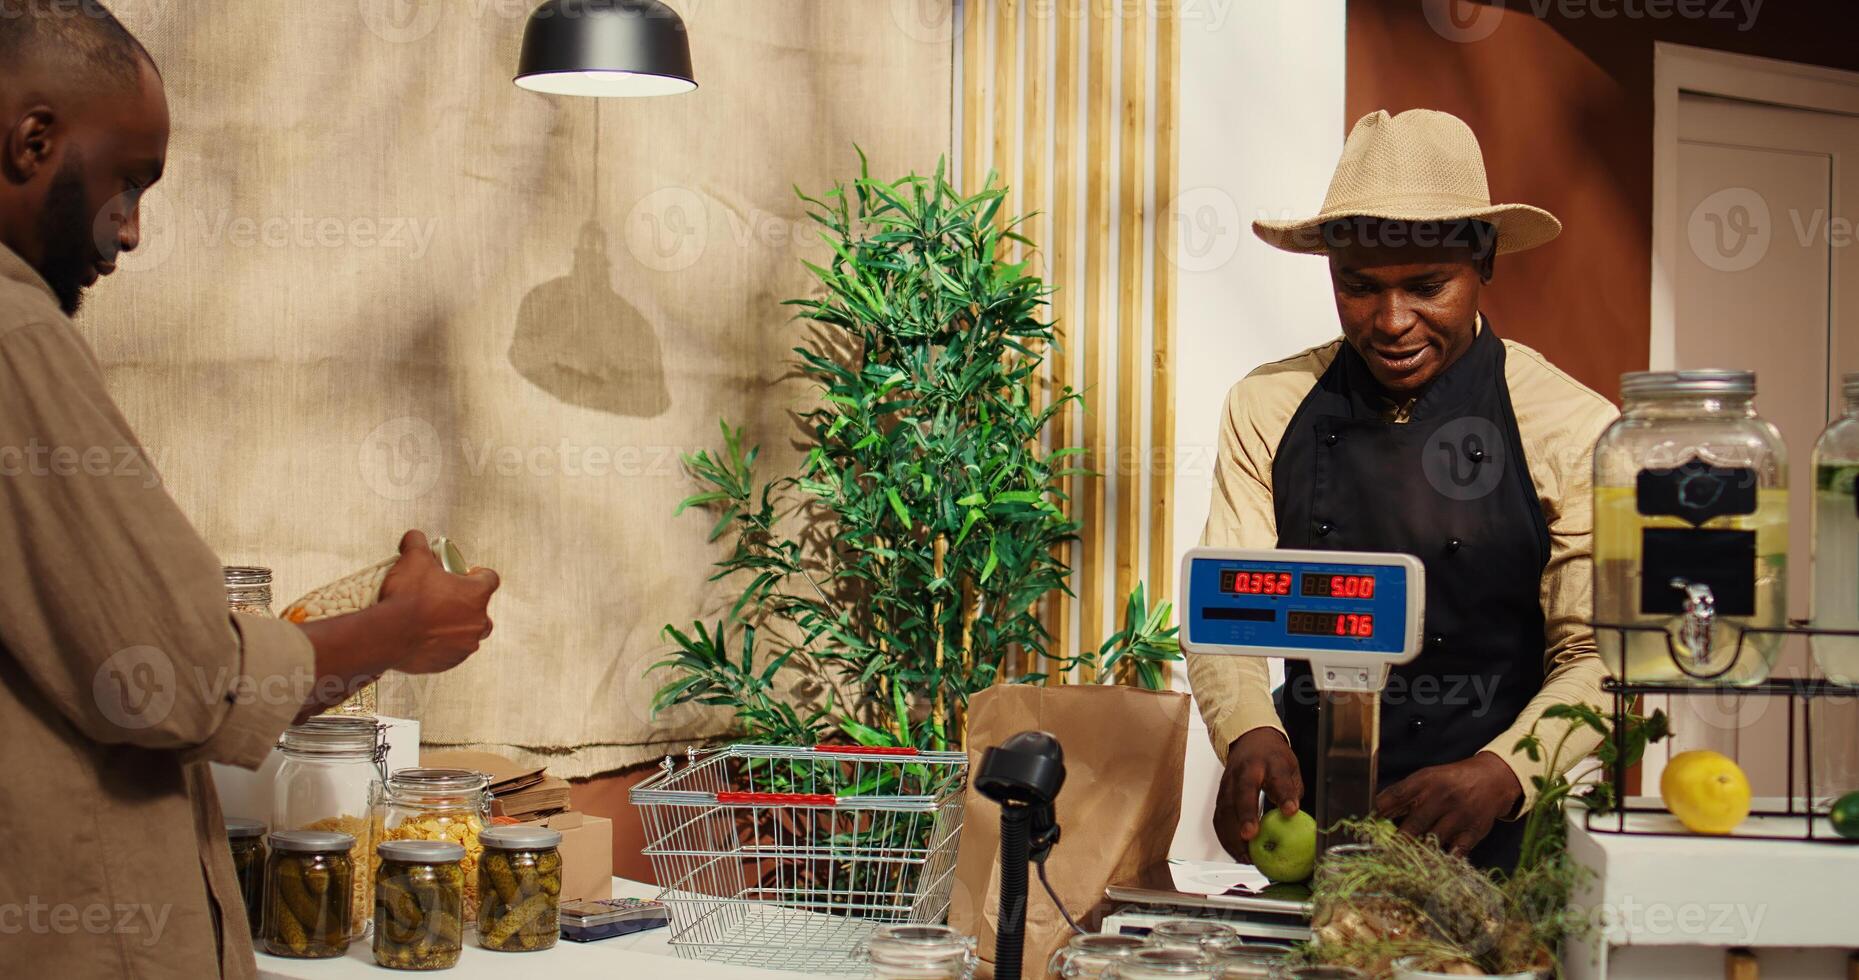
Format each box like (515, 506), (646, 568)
(274, 714), (386, 939)
(374, 769), (492, 912)
(476, 826), (563, 952)
(262, 831), (355, 959)
(374, 840), (466, 970)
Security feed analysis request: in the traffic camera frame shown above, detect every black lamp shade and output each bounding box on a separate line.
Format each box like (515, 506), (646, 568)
(515, 0), (696, 98)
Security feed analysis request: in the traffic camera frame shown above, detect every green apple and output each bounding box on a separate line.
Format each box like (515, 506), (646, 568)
(1248, 809), (1317, 883)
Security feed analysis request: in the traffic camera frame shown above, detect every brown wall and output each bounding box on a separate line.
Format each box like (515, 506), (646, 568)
(571, 766), (659, 883)
(1347, 0), (1859, 400)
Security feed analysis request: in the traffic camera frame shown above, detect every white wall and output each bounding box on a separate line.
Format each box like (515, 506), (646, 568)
(1167, 1), (1347, 861)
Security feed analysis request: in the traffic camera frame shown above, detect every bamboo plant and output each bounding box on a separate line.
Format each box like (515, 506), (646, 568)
(652, 154), (1179, 752)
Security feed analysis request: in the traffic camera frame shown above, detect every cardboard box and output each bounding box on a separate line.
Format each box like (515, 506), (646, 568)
(517, 811), (613, 901)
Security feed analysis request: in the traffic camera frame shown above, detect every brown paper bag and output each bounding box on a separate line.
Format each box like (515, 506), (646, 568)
(949, 684), (1191, 979)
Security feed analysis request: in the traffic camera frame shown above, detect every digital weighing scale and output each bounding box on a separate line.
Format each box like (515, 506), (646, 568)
(1180, 547), (1426, 850)
(1096, 548), (1426, 938)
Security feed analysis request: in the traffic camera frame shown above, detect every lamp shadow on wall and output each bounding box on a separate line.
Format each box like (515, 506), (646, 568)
(509, 218), (672, 418)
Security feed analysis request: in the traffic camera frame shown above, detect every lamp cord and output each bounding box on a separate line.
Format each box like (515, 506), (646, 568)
(1036, 858), (1086, 936)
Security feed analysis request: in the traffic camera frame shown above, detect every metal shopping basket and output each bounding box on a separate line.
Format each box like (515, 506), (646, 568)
(631, 743), (970, 975)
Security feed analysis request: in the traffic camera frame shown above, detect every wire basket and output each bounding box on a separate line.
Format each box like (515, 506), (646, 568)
(631, 743), (970, 975)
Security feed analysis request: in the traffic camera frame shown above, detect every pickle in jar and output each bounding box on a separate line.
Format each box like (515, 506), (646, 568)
(373, 840), (466, 971)
(476, 827), (563, 953)
(262, 831), (354, 959)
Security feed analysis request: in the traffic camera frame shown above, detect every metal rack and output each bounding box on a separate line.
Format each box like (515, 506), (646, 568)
(1587, 621), (1859, 844)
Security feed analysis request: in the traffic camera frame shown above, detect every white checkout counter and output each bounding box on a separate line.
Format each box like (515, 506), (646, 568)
(1566, 802), (1859, 980)
(257, 878), (791, 980)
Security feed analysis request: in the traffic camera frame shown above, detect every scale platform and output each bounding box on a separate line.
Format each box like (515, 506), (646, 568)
(1100, 884), (1311, 946)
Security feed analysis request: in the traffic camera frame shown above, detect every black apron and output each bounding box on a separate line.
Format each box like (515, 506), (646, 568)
(1270, 324), (1550, 871)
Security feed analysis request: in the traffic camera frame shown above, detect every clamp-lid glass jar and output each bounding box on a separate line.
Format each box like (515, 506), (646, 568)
(274, 714), (386, 938)
(1103, 947), (1216, 979)
(226, 817), (267, 938)
(376, 769), (492, 910)
(1048, 933), (1147, 978)
(477, 826), (564, 952)
(374, 839), (466, 971)
(864, 923), (976, 979)
(263, 830), (355, 958)
(1593, 370), (1789, 684)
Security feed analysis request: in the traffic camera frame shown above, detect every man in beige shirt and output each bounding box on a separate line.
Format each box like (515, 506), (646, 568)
(1190, 109), (1617, 870)
(0, 5), (500, 976)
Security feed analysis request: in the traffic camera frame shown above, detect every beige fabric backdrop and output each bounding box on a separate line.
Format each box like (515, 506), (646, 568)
(82, 0), (953, 777)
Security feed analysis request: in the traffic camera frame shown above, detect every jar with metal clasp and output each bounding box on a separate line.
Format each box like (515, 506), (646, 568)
(1593, 370), (1788, 685)
(274, 714), (389, 939)
(374, 768), (494, 913)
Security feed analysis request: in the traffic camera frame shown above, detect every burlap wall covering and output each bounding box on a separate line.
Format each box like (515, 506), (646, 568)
(81, 0), (953, 776)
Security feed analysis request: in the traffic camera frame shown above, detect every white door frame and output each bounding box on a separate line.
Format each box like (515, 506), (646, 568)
(1651, 42), (1859, 370)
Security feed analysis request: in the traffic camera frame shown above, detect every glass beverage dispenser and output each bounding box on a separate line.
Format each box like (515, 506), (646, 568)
(1593, 370), (1789, 684)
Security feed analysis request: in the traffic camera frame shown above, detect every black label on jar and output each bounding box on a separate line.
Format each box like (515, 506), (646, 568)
(1639, 528), (1757, 616)
(1636, 459), (1757, 526)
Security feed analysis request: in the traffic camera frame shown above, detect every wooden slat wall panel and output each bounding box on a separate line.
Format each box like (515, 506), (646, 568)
(1149, 3), (1180, 603)
(1047, 0), (1080, 683)
(957, 0), (1179, 683)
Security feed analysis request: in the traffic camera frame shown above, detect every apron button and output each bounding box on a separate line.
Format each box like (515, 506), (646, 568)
(1468, 449), (1487, 463)
(1429, 633), (1445, 647)
(1408, 717), (1427, 734)
(1315, 521), (1333, 537)
(1324, 433), (1339, 447)
(1446, 537), (1462, 553)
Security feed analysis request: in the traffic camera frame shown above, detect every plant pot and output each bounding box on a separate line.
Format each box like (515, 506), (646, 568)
(1391, 956), (1545, 980)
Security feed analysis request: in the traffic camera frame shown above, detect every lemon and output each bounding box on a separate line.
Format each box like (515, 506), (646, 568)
(1660, 750), (1751, 835)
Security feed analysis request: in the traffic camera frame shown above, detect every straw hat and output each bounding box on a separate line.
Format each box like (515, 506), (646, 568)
(1253, 109), (1562, 256)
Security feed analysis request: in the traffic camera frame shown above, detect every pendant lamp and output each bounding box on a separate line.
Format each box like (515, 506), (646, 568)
(515, 0), (696, 98)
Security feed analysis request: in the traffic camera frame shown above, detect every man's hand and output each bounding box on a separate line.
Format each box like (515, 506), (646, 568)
(378, 530), (500, 675)
(1373, 751), (1522, 855)
(1213, 728), (1303, 860)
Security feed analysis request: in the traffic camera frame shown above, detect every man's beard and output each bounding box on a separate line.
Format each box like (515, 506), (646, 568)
(35, 156), (99, 316)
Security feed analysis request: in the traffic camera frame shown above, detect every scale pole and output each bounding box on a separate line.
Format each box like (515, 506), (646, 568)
(1315, 689), (1379, 853)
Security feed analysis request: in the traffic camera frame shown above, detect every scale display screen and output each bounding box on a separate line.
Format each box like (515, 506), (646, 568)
(1181, 548), (1423, 662)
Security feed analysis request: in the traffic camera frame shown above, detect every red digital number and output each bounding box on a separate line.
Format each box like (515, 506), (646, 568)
(1328, 575), (1376, 599)
(1279, 572), (1293, 595)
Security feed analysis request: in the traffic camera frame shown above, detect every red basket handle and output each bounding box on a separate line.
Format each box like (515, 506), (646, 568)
(716, 791), (837, 806)
(811, 744), (920, 756)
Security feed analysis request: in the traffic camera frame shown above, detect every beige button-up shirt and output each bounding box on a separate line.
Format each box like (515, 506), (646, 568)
(1188, 329), (1619, 809)
(0, 243), (313, 978)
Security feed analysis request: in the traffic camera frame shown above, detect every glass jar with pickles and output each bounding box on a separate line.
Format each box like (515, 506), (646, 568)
(1593, 370), (1789, 684)
(477, 826), (563, 952)
(374, 840), (466, 970)
(226, 818), (267, 938)
(375, 769), (492, 911)
(262, 830), (355, 958)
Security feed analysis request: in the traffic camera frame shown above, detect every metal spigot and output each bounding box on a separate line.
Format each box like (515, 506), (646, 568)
(1669, 577), (1717, 666)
